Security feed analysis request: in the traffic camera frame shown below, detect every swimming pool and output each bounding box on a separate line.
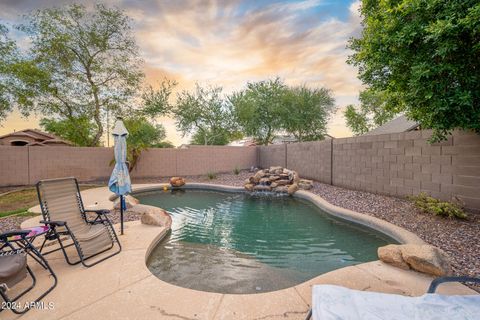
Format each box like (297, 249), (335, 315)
(139, 189), (395, 294)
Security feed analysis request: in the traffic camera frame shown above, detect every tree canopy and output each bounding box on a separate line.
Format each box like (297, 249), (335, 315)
(40, 116), (97, 146)
(230, 78), (286, 145)
(173, 84), (238, 145)
(0, 24), (43, 121)
(122, 116), (168, 171)
(18, 4), (144, 146)
(344, 90), (398, 135)
(348, 0), (480, 141)
(281, 85), (335, 141)
(230, 78), (335, 144)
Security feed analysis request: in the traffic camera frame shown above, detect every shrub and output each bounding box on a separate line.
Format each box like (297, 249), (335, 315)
(233, 167), (240, 175)
(207, 172), (217, 180)
(408, 193), (467, 219)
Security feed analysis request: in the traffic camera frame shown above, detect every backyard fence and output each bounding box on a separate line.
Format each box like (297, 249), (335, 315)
(258, 130), (480, 212)
(0, 145), (257, 186)
(1, 129), (480, 211)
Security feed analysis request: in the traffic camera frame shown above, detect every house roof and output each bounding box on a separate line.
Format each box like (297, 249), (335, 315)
(0, 129), (73, 146)
(364, 115), (420, 136)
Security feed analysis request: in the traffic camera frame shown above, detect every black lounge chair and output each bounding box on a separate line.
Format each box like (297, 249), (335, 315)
(36, 177), (121, 267)
(0, 230), (57, 314)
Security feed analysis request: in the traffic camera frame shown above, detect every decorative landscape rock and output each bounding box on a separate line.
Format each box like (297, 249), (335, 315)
(378, 244), (452, 276)
(298, 179), (313, 190)
(244, 183), (254, 192)
(401, 244), (452, 276)
(287, 183), (299, 195)
(129, 204), (172, 228)
(378, 244), (410, 270)
(169, 177), (186, 187)
(253, 185), (271, 192)
(113, 195), (139, 210)
(243, 166), (309, 195)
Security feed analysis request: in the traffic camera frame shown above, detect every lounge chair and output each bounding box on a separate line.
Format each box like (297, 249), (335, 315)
(305, 276), (480, 320)
(0, 230), (57, 314)
(36, 177), (121, 267)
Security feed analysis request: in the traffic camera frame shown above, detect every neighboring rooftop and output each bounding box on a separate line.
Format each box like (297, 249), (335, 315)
(0, 129), (72, 147)
(364, 115), (420, 136)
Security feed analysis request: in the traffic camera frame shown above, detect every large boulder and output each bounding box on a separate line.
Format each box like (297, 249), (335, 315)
(298, 179), (313, 190)
(378, 244), (452, 276)
(128, 204), (172, 228)
(378, 245), (410, 270)
(113, 195), (140, 210)
(274, 186), (288, 193)
(169, 177), (185, 187)
(253, 170), (266, 183)
(276, 179), (289, 186)
(401, 245), (452, 276)
(244, 183), (254, 192)
(269, 166), (283, 173)
(243, 167), (305, 195)
(259, 177), (271, 185)
(253, 185), (271, 192)
(287, 183), (299, 195)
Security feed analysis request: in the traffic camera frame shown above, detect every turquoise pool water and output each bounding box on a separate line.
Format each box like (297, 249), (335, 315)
(140, 189), (394, 294)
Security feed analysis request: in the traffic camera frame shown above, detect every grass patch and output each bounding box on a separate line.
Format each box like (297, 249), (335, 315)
(0, 209), (37, 219)
(0, 185), (100, 219)
(233, 167), (241, 175)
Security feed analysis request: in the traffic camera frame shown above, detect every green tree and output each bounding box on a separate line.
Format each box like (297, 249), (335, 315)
(348, 0), (480, 141)
(230, 78), (286, 145)
(18, 4), (143, 146)
(190, 129), (243, 145)
(40, 116), (97, 146)
(122, 117), (167, 171)
(344, 90), (398, 135)
(140, 78), (177, 118)
(152, 141), (174, 148)
(173, 84), (237, 145)
(280, 85), (335, 141)
(0, 24), (44, 121)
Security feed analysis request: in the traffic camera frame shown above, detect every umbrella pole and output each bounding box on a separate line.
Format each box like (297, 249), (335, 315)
(120, 195), (124, 235)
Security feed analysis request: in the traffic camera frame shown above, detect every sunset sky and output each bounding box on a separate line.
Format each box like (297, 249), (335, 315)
(0, 0), (363, 146)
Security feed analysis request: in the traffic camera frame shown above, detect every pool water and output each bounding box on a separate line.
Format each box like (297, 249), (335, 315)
(140, 190), (394, 294)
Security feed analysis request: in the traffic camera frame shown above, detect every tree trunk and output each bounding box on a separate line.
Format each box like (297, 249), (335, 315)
(92, 108), (103, 146)
(87, 69), (103, 147)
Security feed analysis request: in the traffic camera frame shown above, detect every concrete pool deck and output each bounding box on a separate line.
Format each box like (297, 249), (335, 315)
(5, 184), (477, 319)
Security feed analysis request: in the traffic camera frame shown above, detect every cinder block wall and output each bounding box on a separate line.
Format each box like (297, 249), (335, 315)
(0, 146), (29, 185)
(2, 131), (479, 211)
(286, 140), (332, 184)
(258, 130), (480, 212)
(0, 146), (258, 186)
(333, 130), (480, 211)
(258, 145), (286, 168)
(132, 146), (257, 178)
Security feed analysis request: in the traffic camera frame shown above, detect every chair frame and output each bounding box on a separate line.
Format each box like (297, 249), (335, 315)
(305, 276), (480, 320)
(36, 177), (122, 268)
(0, 230), (57, 315)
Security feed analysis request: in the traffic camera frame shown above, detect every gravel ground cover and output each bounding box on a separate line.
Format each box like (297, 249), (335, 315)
(1, 170), (478, 281)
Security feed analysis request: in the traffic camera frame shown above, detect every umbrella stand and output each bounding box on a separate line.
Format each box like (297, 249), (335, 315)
(120, 195), (124, 235)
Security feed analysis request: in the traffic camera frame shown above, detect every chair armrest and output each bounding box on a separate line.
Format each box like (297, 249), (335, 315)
(428, 276), (480, 293)
(40, 220), (66, 227)
(84, 209), (110, 215)
(0, 229), (30, 239)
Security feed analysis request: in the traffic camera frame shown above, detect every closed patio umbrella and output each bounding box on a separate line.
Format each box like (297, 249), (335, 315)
(108, 118), (131, 235)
